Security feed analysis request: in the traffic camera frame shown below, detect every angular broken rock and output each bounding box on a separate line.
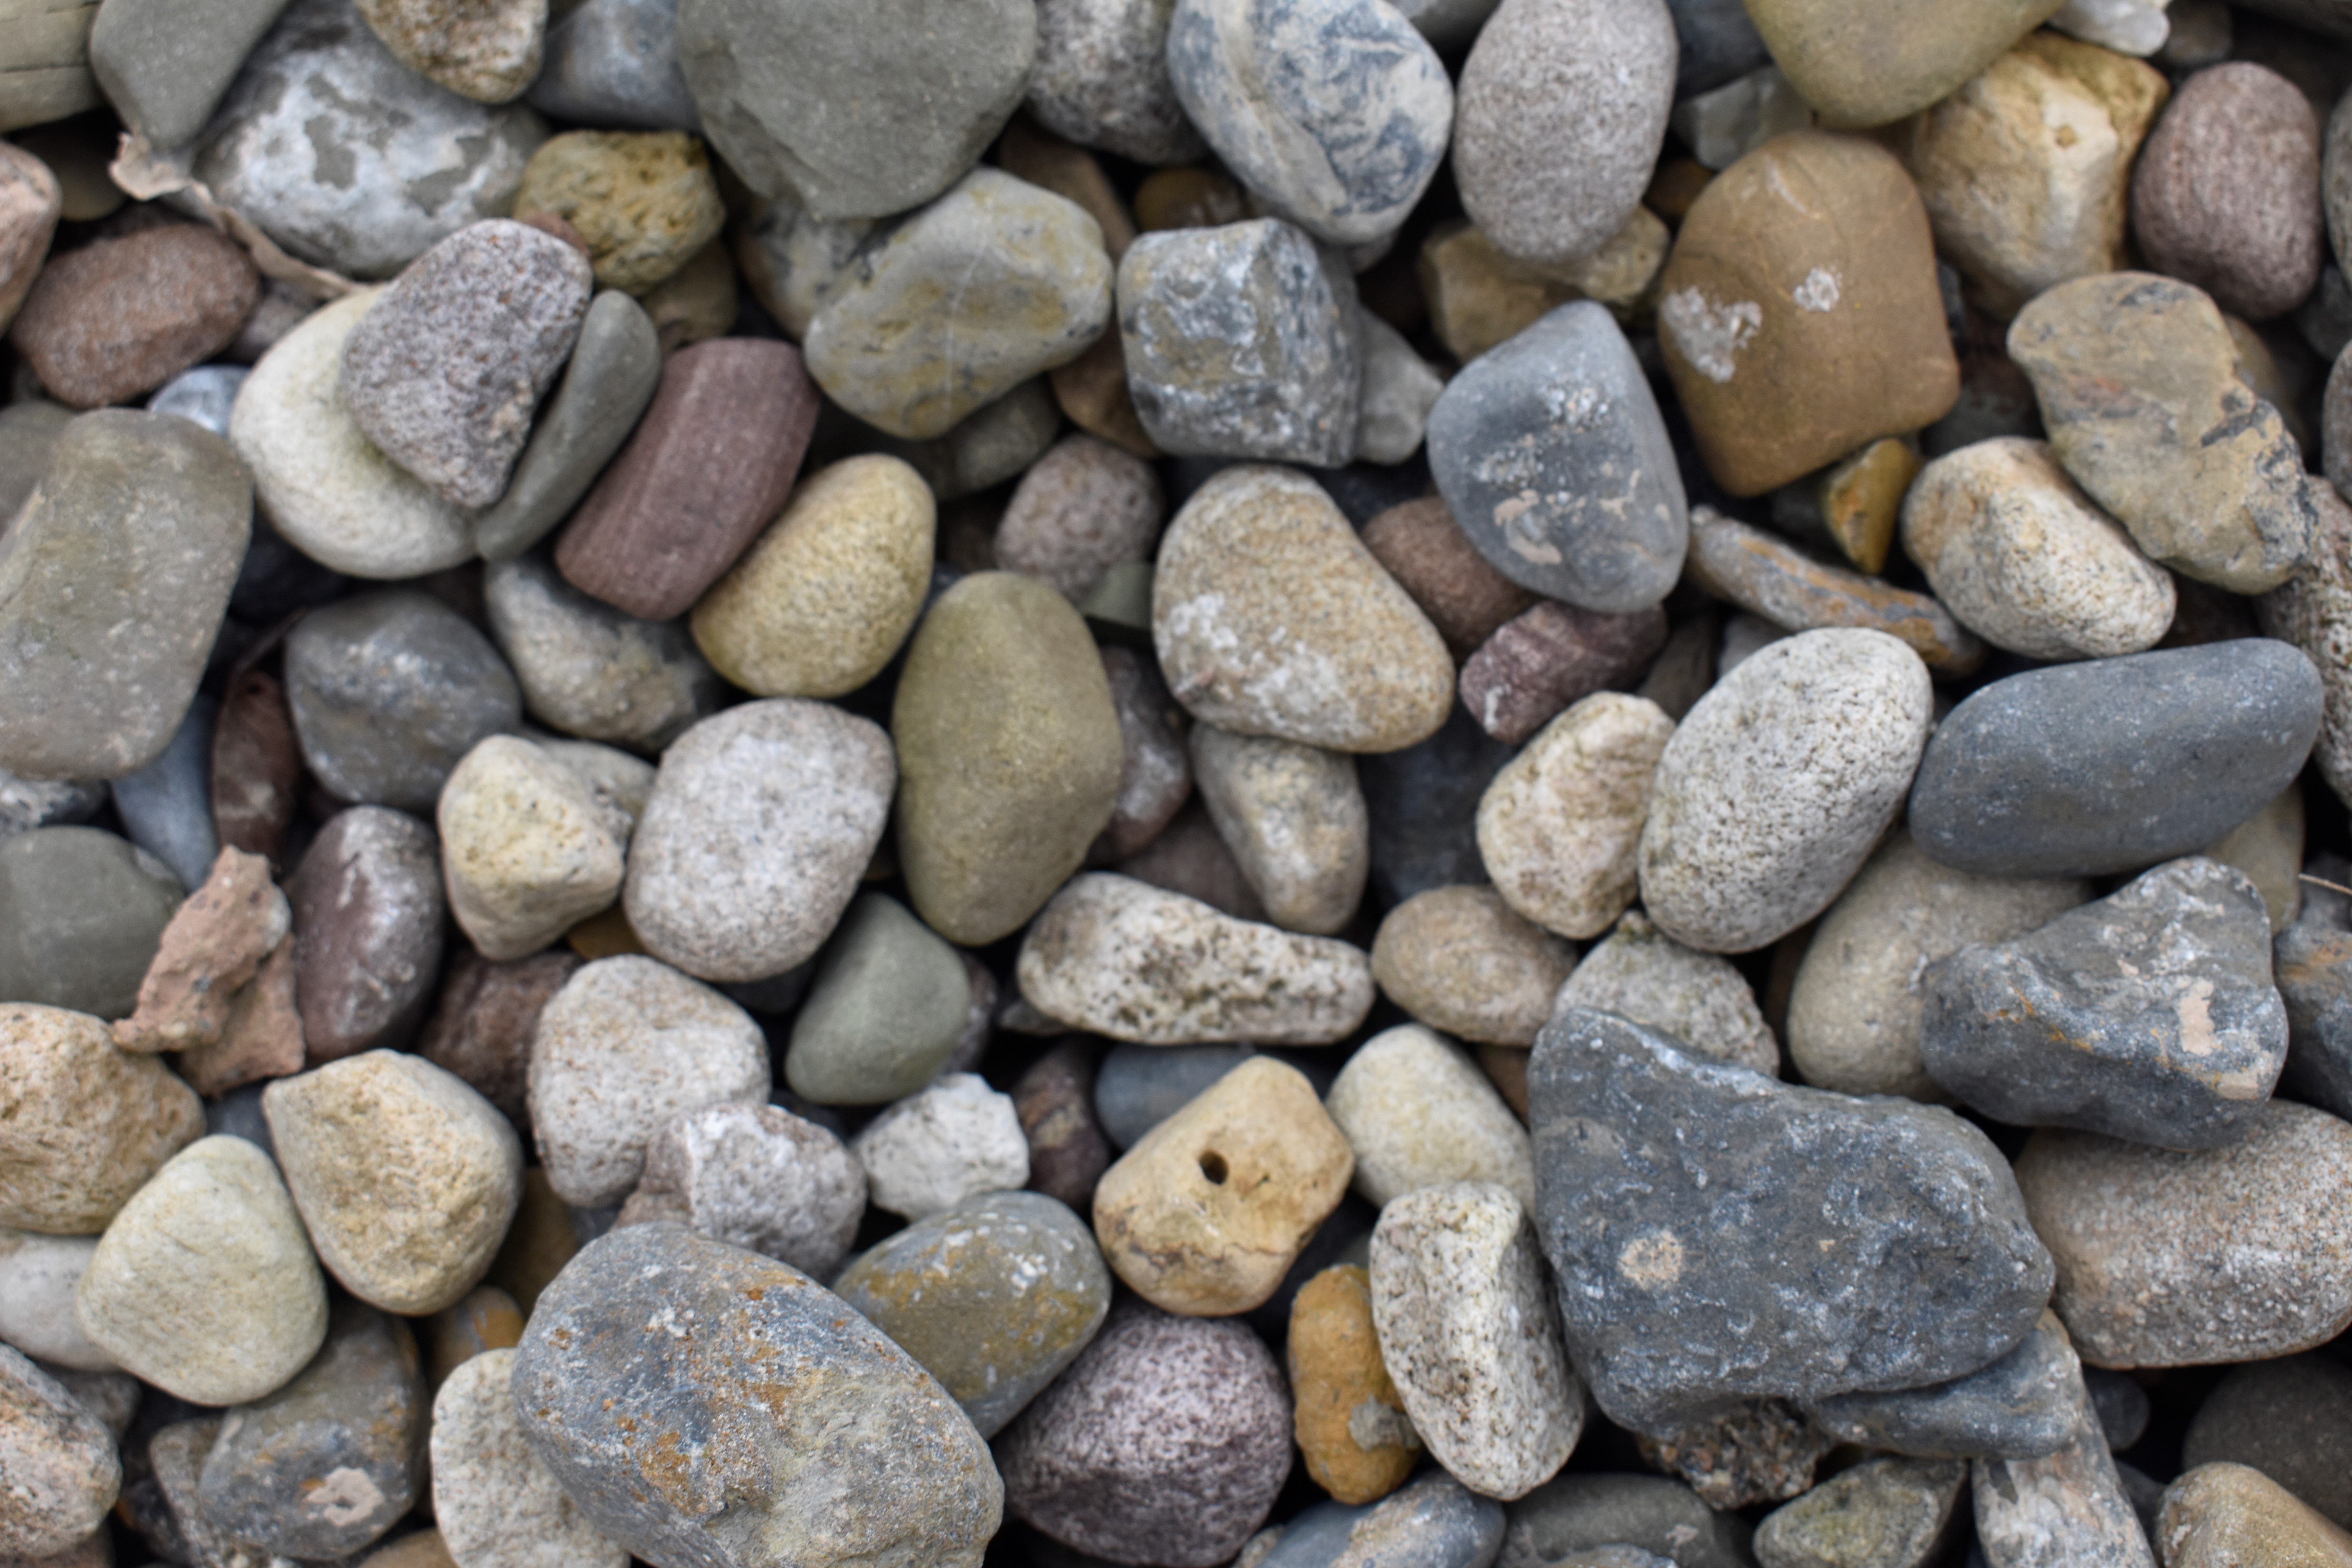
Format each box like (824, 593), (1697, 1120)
(110, 846), (289, 1055)
(1806, 1310), (2080, 1460)
(1971, 1322), (2155, 1568)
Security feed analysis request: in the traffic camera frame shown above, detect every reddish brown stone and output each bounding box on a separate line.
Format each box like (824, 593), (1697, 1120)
(0, 142), (60, 335)
(288, 806), (446, 1063)
(1361, 495), (1539, 658)
(553, 337), (820, 621)
(212, 668), (303, 867)
(1112, 801), (1267, 922)
(1049, 328), (1158, 459)
(997, 116), (1137, 262)
(176, 934), (306, 1097)
(2131, 62), (2323, 323)
(1457, 600), (1670, 745)
(418, 945), (581, 1125)
(112, 846), (289, 1054)
(9, 222), (260, 408)
(1134, 167), (1248, 232)
(1014, 1038), (1112, 1212)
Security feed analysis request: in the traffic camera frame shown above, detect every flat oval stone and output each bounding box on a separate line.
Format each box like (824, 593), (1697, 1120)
(288, 806), (445, 1060)
(1477, 693), (1675, 942)
(526, 955), (768, 1206)
(834, 1189), (1109, 1438)
(1166, 0), (1450, 247)
(0, 410), (248, 783)
(1370, 884), (1576, 1047)
(1640, 628), (1933, 954)
(1153, 465), (1452, 752)
(2015, 1102), (2352, 1367)
(892, 572), (1123, 945)
(0, 1345), (116, 1559)
(483, 552), (719, 754)
(0, 827), (184, 1022)
(74, 1134), (327, 1405)
(1503, 1473), (1754, 1568)
(1742, 0), (2064, 128)
(431, 1347), (627, 1568)
(622, 699), (893, 983)
(783, 892), (970, 1106)
(8, 224), (259, 411)
(996, 1301), (1291, 1566)
(1018, 873), (1376, 1044)
(0, 1002), (201, 1234)
(613, 1101), (864, 1278)
(1531, 1008), (2054, 1434)
(1427, 301), (1687, 613)
(1260, 1473), (1506, 1568)
(1907, 639), (2322, 878)
(1683, 508), (1987, 675)
(2131, 62), (2323, 323)
(515, 1223), (1001, 1563)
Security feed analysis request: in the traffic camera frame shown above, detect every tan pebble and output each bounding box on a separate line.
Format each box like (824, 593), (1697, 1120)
(1477, 692), (1675, 940)
(1371, 886), (1578, 1047)
(1288, 1264), (1421, 1506)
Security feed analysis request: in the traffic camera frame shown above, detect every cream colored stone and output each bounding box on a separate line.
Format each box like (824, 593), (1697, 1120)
(1477, 691), (1676, 940)
(689, 455), (936, 699)
(1326, 1025), (1533, 1210)
(1552, 910), (1778, 1077)
(1190, 724), (1366, 936)
(438, 736), (625, 962)
(0, 1003), (203, 1236)
(1093, 1056), (1354, 1315)
(432, 1348), (628, 1568)
(1371, 886), (1577, 1047)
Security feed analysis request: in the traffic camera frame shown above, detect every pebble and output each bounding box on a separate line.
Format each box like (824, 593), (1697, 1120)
(834, 1189), (1109, 1437)
(1361, 496), (1537, 659)
(2016, 1102), (2352, 1367)
(621, 699), (892, 982)
(676, 0), (1032, 221)
(0, 411), (249, 785)
(109, 697), (219, 895)
(1451, 0), (1673, 265)
(1012, 1041), (1112, 1210)
(1788, 830), (2087, 1100)
(2007, 271), (2314, 594)
(1189, 725), (1364, 936)
(1427, 301), (1687, 613)
(437, 736), (624, 960)
(1640, 629), (1932, 955)
(109, 844), (284, 1056)
(892, 572), (1123, 945)
(1419, 211), (1670, 363)
(996, 1301), (1291, 1565)
(429, 1348), (627, 1568)
(996, 434), (1163, 603)
(1638, 1401), (1836, 1510)
(1090, 1041), (1253, 1149)
(1502, 1473), (1754, 1568)
(1658, 131), (1960, 498)
(87, 0), (286, 148)
(783, 892), (969, 1105)
(194, 1299), (425, 1559)
(1117, 220), (1361, 466)
(1531, 1007), (2054, 1434)
(1906, 640), (2323, 878)
(230, 291), (477, 580)
(1258, 1473), (1505, 1568)
(1901, 437), (2176, 661)
(287, 806), (446, 1059)
(1898, 32), (2169, 319)
(474, 290), (664, 562)
(0, 828), (183, 1022)
(1354, 314), (1441, 466)
(1971, 1338), (2154, 1568)
(853, 1072), (1030, 1220)
(1370, 885), (1576, 1047)
(1094, 644), (1191, 859)
(1027, 0), (1203, 164)
(1459, 601), (1670, 747)
(507, 129), (720, 294)
(1774, 437), (1919, 577)
(1552, 911), (1779, 1078)
(1166, 0), (1448, 247)
(9, 224), (258, 410)
(512, 1223), (1001, 1568)
(614, 1100), (864, 1276)
(1370, 1181), (1581, 1501)
(482, 553), (719, 753)
(0, 1231), (111, 1370)
(2260, 481), (2352, 806)
(2160, 1464), (2352, 1568)
(0, 1001), (201, 1233)
(285, 590), (521, 813)
(2183, 1354), (2352, 1528)
(1475, 693), (1674, 942)
(528, 0), (698, 129)
(2132, 63), (2322, 324)
(1287, 1262), (1420, 1506)
(1741, 0), (2062, 127)
(1808, 1309), (2080, 1460)
(1754, 1456), (1964, 1568)
(1671, 64), (1816, 172)
(1018, 874), (1375, 1044)
(74, 1134), (326, 1405)
(1326, 1023), (1534, 1209)
(339, 221), (590, 509)
(1684, 508), (1986, 675)
(1152, 466), (1453, 751)
(353, 0), (544, 102)
(263, 1050), (521, 1315)
(0, 1346), (116, 1560)
(195, 0), (544, 279)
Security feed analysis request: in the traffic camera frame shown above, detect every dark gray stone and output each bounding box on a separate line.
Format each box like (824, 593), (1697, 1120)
(1530, 1008), (2055, 1435)
(1259, 1473), (1504, 1568)
(109, 695), (218, 894)
(0, 826), (182, 1020)
(2085, 1367), (2149, 1453)
(1907, 641), (2324, 879)
(1807, 1312), (2080, 1461)
(1666, 0), (1769, 95)
(1116, 218), (1362, 467)
(512, 1223), (1001, 1568)
(529, 0), (702, 131)
(1427, 301), (1689, 615)
(1500, 1473), (1754, 1568)
(1165, 0), (1451, 247)
(1358, 702), (1517, 909)
(1093, 1040), (1254, 1149)
(284, 589), (522, 814)
(996, 1299), (1291, 1567)
(2299, 268), (2352, 367)
(229, 515), (348, 623)
(2275, 919), (2352, 1119)
(2181, 1351), (2352, 1528)
(1921, 857), (2288, 1149)
(195, 1298), (425, 1559)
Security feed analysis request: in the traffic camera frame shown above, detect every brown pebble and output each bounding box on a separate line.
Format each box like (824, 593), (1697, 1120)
(0, 143), (59, 336)
(2132, 62), (2324, 323)
(112, 847), (287, 1054)
(1477, 1043), (1530, 1121)
(1458, 600), (1669, 745)
(554, 338), (820, 621)
(1134, 166), (1248, 232)
(564, 903), (645, 960)
(211, 668), (303, 868)
(1637, 1400), (1835, 1510)
(9, 222), (259, 408)
(1360, 496), (1539, 658)
(484, 1167), (580, 1316)
(2159, 1463), (2352, 1568)
(996, 116), (1138, 262)
(1013, 1039), (1112, 1212)
(1684, 506), (1985, 673)
(176, 935), (305, 1097)
(416, 946), (581, 1126)
(1049, 328), (1159, 459)
(1289, 1263), (1421, 1506)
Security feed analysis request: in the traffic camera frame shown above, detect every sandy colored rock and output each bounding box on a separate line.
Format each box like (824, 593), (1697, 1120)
(437, 736), (623, 962)
(431, 1348), (628, 1568)
(511, 131), (724, 294)
(1190, 725), (1365, 936)
(1327, 1024), (1534, 1210)
(1289, 1264), (1421, 1506)
(0, 1003), (202, 1236)
(1552, 910), (1779, 1078)
(1371, 886), (1577, 1048)
(354, 0), (546, 101)
(1477, 693), (1675, 941)
(1093, 1055), (1353, 1316)
(2160, 1463), (2352, 1568)
(1657, 131), (1961, 497)
(1416, 213), (1670, 363)
(1744, 0), (2065, 128)
(109, 848), (287, 1055)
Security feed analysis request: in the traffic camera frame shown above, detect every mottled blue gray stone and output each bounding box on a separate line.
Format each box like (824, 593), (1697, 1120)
(1530, 1007), (2054, 1435)
(1908, 640), (2323, 879)
(2275, 919), (2352, 1121)
(1502, 1473), (1754, 1568)
(1093, 1041), (1254, 1148)
(145, 365), (248, 437)
(1117, 218), (1361, 467)
(1922, 857), (2287, 1149)
(1166, 0), (1451, 247)
(1427, 301), (1688, 614)
(512, 1223), (1002, 1568)
(529, 0), (702, 130)
(1259, 1473), (1504, 1568)
(110, 695), (218, 894)
(1807, 1312), (2080, 1461)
